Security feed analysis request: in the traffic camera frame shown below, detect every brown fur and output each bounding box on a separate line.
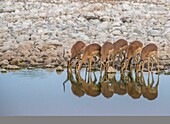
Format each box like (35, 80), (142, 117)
(76, 43), (101, 71)
(100, 72), (114, 98)
(70, 41), (86, 65)
(121, 41), (143, 72)
(141, 73), (159, 100)
(126, 72), (142, 99)
(63, 66), (85, 97)
(77, 71), (101, 97)
(100, 41), (114, 72)
(112, 73), (127, 95)
(111, 39), (128, 66)
(138, 43), (159, 73)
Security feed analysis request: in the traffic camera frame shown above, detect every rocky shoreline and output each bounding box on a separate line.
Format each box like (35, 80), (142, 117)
(0, 0), (170, 73)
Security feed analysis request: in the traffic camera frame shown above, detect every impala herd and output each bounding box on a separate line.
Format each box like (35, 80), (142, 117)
(68, 39), (160, 74)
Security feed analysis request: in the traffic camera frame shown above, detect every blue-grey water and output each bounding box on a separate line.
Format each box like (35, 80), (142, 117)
(0, 68), (170, 116)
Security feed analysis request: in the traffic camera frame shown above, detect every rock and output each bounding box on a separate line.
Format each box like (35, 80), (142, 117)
(98, 22), (109, 30)
(44, 58), (53, 65)
(0, 27), (8, 33)
(107, 67), (117, 73)
(56, 70), (63, 75)
(112, 22), (121, 27)
(133, 29), (143, 34)
(30, 34), (41, 41)
(18, 42), (34, 51)
(149, 30), (161, 36)
(0, 59), (9, 66)
(164, 69), (170, 75)
(3, 7), (15, 13)
(160, 59), (170, 66)
(18, 62), (27, 67)
(60, 61), (68, 67)
(163, 31), (170, 41)
(46, 40), (62, 47)
(41, 35), (49, 41)
(20, 50), (31, 58)
(16, 35), (30, 43)
(30, 60), (40, 67)
(45, 64), (55, 68)
(1, 69), (7, 73)
(56, 66), (64, 71)
(2, 41), (16, 51)
(75, 32), (90, 41)
(122, 3), (131, 11)
(10, 58), (21, 65)
(112, 30), (122, 35)
(4, 65), (20, 70)
(36, 58), (44, 63)
(27, 67), (34, 69)
(0, 52), (3, 57)
(158, 65), (164, 70)
(29, 56), (38, 62)
(1, 51), (14, 60)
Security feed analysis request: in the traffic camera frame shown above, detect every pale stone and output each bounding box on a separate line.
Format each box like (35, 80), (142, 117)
(122, 3), (131, 11)
(1, 69), (7, 73)
(149, 30), (161, 36)
(98, 22), (109, 30)
(4, 65), (20, 70)
(0, 52), (3, 57)
(0, 59), (9, 66)
(36, 58), (44, 63)
(0, 27), (8, 33)
(46, 40), (62, 47)
(112, 22), (121, 27)
(3, 7), (15, 13)
(112, 30), (122, 35)
(45, 64), (55, 68)
(56, 66), (64, 71)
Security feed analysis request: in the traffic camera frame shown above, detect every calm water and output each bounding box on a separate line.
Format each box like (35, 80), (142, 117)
(0, 68), (170, 116)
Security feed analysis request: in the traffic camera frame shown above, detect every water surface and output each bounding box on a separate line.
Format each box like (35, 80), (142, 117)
(0, 68), (170, 116)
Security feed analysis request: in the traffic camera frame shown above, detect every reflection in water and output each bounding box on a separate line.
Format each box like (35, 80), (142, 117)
(63, 68), (85, 97)
(100, 72), (114, 98)
(141, 72), (160, 100)
(64, 67), (160, 100)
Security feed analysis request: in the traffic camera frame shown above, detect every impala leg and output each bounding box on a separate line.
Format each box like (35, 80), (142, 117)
(93, 56), (97, 67)
(106, 53), (111, 71)
(89, 55), (93, 71)
(156, 52), (160, 73)
(103, 61), (107, 72)
(112, 55), (115, 67)
(100, 62), (103, 75)
(151, 58), (154, 73)
(142, 61), (145, 73)
(151, 72), (154, 87)
(125, 60), (129, 70)
(148, 57), (150, 76)
(77, 54), (81, 64)
(147, 72), (150, 87)
(134, 53), (138, 69)
(155, 74), (160, 88)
